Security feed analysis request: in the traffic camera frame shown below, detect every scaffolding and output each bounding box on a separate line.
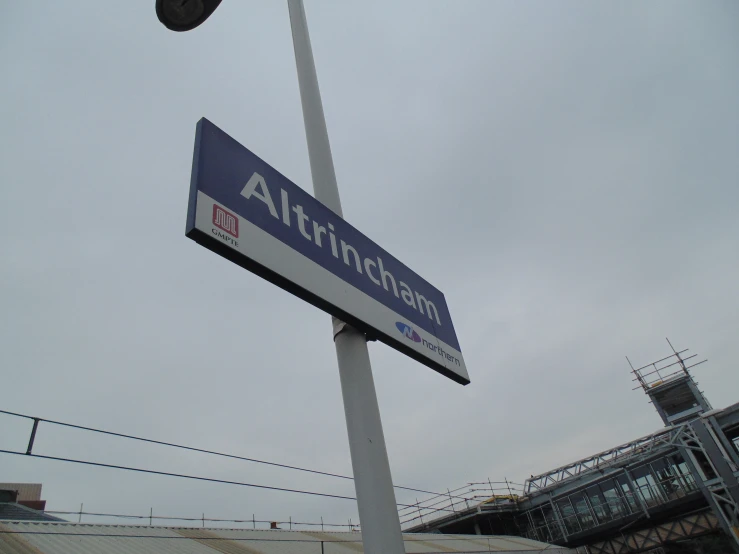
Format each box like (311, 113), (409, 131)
(407, 341), (739, 552)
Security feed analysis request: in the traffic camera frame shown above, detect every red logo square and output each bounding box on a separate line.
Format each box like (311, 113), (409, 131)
(212, 205), (239, 238)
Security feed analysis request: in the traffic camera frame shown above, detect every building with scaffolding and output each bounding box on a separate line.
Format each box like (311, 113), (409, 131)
(404, 342), (739, 553)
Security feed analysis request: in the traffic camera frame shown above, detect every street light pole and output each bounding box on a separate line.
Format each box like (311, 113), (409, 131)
(157, 1), (407, 550)
(287, 1), (406, 553)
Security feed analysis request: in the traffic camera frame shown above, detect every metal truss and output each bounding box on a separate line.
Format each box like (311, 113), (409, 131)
(678, 422), (739, 548)
(525, 426), (684, 494)
(585, 510), (719, 554)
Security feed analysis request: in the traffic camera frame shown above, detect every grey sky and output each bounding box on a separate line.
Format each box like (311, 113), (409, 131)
(1, 0), (738, 530)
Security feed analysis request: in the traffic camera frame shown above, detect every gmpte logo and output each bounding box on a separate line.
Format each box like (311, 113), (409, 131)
(213, 205), (239, 238)
(396, 322), (421, 343)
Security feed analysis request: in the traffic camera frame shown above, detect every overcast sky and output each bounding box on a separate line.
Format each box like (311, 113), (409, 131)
(1, 0), (738, 531)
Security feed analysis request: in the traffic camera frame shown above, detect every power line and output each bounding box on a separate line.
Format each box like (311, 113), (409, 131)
(0, 448), (460, 516)
(0, 408), (473, 502)
(1, 408), (509, 518)
(0, 448), (356, 502)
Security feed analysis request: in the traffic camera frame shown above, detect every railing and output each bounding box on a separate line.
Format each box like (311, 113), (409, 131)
(400, 480), (525, 529)
(44, 508), (361, 531)
(628, 345), (707, 392)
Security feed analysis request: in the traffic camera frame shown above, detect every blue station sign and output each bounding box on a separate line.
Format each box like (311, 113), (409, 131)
(186, 118), (469, 384)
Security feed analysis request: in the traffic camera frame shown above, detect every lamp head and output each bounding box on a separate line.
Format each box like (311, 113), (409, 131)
(156, 0), (224, 32)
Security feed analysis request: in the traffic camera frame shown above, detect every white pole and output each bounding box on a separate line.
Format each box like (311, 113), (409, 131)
(286, 2), (406, 553)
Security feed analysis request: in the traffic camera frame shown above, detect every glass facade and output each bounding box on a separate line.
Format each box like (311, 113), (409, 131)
(518, 454), (699, 542)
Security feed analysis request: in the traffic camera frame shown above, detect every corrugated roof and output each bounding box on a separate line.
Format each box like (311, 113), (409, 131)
(0, 522), (574, 553)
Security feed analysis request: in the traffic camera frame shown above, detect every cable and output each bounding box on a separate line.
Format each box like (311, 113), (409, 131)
(0, 449), (461, 516)
(0, 448), (356, 501)
(0, 408), (474, 502)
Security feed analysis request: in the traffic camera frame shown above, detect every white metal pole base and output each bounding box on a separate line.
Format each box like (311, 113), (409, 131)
(333, 319), (406, 553)
(287, 1), (406, 552)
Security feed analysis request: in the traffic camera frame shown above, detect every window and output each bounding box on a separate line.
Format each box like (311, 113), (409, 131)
(556, 498), (581, 534)
(616, 474), (640, 512)
(541, 505), (563, 541)
(670, 454), (697, 493)
(586, 485), (611, 523)
(651, 458), (687, 500)
(569, 492), (596, 530)
(527, 507), (554, 543)
(599, 479), (628, 517)
(631, 465), (662, 507)
(517, 514), (537, 541)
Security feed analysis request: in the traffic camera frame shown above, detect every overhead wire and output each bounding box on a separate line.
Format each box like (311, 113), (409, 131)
(0, 448), (462, 516)
(0, 448), (356, 502)
(0, 408), (478, 503)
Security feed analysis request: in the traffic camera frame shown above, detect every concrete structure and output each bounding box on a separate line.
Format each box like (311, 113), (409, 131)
(0, 484), (41, 502)
(0, 483), (49, 513)
(405, 344), (739, 553)
(0, 522), (574, 553)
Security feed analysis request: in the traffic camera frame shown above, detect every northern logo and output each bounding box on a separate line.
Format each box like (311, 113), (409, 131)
(396, 322), (421, 343)
(213, 205), (239, 238)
